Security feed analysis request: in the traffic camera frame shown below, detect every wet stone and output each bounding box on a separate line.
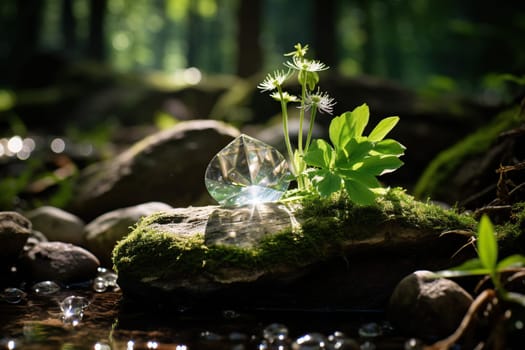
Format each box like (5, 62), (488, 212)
(31, 281), (61, 296)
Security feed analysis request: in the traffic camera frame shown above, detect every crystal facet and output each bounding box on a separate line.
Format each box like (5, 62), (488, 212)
(205, 134), (291, 206)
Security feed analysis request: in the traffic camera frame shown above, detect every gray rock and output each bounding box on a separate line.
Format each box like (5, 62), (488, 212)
(84, 201), (173, 266)
(0, 211), (31, 264)
(20, 241), (100, 283)
(67, 120), (240, 220)
(388, 270), (473, 340)
(24, 206), (85, 245)
(112, 190), (477, 309)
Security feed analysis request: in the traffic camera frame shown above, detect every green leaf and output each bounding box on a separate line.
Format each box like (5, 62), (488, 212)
(368, 116), (399, 142)
(329, 104), (370, 149)
(497, 254), (525, 270)
(343, 139), (374, 165)
(343, 178), (377, 205)
(357, 155), (404, 176)
(435, 258), (490, 277)
(303, 139), (333, 168)
(340, 170), (381, 188)
(505, 292), (525, 308)
(348, 104), (370, 139)
(477, 215), (498, 271)
(312, 170), (342, 197)
(329, 113), (352, 150)
(373, 139), (406, 156)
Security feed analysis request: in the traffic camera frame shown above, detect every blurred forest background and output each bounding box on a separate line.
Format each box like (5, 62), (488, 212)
(0, 0), (524, 210)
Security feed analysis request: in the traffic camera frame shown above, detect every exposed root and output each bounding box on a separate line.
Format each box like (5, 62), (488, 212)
(424, 289), (497, 350)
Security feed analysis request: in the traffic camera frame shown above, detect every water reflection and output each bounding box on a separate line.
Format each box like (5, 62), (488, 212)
(0, 285), (413, 350)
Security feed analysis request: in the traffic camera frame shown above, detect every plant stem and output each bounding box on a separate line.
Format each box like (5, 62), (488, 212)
(304, 107), (317, 153)
(298, 72), (307, 154)
(277, 86), (295, 175)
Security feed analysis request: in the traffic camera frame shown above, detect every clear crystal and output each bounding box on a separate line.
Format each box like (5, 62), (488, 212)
(205, 134), (291, 206)
(59, 295), (90, 312)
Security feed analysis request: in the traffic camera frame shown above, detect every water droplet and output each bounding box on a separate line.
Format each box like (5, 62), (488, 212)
(97, 267), (108, 275)
(358, 323), (382, 338)
(404, 338), (424, 350)
(263, 323), (289, 343)
(62, 312), (83, 327)
(259, 339), (288, 350)
(200, 331), (222, 341)
(31, 281), (60, 295)
(93, 277), (107, 293)
(292, 333), (326, 350)
(326, 331), (359, 350)
(147, 340), (158, 349)
(229, 331), (248, 342)
(360, 341), (376, 350)
(223, 309), (240, 319)
(94, 341), (112, 350)
(103, 272), (118, 287)
(2, 288), (26, 304)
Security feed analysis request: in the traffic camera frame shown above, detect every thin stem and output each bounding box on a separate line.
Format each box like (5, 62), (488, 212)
(277, 86), (295, 175)
(304, 107), (318, 153)
(298, 72), (307, 154)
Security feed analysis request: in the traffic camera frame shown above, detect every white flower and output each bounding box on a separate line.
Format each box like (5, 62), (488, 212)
(270, 91), (299, 103)
(257, 69), (291, 92)
(284, 56), (329, 72)
(303, 88), (336, 114)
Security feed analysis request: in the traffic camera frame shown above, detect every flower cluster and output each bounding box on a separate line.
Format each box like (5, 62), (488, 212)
(257, 43), (336, 190)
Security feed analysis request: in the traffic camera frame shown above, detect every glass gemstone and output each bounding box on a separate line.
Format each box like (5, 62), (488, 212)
(205, 134), (291, 206)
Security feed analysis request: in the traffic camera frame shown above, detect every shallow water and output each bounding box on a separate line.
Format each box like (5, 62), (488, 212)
(0, 288), (412, 349)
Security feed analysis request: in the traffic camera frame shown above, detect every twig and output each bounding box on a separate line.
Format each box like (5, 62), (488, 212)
(424, 289), (496, 350)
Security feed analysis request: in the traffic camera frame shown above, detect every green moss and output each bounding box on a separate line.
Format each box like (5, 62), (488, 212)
(414, 106), (523, 200)
(113, 188), (478, 281)
(497, 202), (525, 255)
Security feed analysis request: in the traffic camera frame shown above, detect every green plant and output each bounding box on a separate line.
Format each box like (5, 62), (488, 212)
(438, 214), (525, 306)
(303, 104), (405, 205)
(258, 43), (405, 205)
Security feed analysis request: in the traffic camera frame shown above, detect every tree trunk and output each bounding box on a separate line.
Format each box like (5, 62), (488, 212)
(236, 0), (262, 78)
(88, 0), (107, 61)
(8, 0), (44, 86)
(61, 0), (77, 52)
(313, 0), (336, 68)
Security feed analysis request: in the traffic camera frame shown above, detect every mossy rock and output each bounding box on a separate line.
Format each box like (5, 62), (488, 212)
(414, 106), (524, 206)
(112, 188), (484, 309)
